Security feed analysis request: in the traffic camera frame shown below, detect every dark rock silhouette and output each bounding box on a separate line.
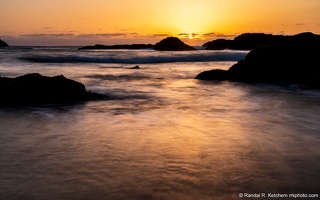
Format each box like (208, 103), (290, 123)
(195, 69), (232, 80)
(79, 44), (153, 50)
(153, 37), (196, 51)
(0, 39), (9, 47)
(202, 39), (233, 50)
(203, 33), (288, 50)
(0, 73), (106, 105)
(196, 32), (320, 88)
(130, 66), (140, 69)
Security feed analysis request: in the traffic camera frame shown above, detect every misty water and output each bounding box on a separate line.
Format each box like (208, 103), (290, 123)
(0, 47), (319, 199)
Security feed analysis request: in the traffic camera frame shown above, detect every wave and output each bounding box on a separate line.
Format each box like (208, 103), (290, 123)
(19, 51), (247, 64)
(85, 73), (159, 80)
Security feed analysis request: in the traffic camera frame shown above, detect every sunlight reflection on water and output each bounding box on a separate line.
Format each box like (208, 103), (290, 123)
(0, 49), (320, 199)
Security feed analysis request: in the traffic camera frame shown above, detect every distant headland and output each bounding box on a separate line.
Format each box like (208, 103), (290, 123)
(78, 32), (320, 51)
(202, 33), (289, 50)
(79, 37), (195, 51)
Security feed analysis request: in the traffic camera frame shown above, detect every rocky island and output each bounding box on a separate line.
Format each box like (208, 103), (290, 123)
(196, 32), (320, 88)
(153, 37), (196, 51)
(0, 73), (105, 105)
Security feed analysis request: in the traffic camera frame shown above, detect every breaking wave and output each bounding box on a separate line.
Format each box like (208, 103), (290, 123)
(20, 51), (247, 64)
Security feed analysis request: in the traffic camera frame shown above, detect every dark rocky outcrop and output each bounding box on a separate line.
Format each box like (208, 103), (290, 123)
(196, 32), (320, 88)
(153, 37), (196, 51)
(202, 39), (233, 50)
(0, 73), (105, 105)
(203, 33), (288, 50)
(195, 69), (233, 80)
(130, 66), (140, 69)
(0, 39), (9, 47)
(79, 44), (153, 50)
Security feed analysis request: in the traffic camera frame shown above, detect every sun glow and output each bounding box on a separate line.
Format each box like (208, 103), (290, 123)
(1, 0), (320, 46)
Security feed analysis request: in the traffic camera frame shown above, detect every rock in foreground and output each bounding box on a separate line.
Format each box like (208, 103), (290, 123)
(0, 73), (105, 105)
(0, 39), (9, 47)
(196, 32), (320, 88)
(153, 37), (196, 51)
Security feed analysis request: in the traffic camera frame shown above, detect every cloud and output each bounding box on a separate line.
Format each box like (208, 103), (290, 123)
(7, 31), (221, 46)
(43, 27), (54, 30)
(150, 33), (171, 37)
(95, 33), (126, 37)
(19, 32), (136, 39)
(178, 33), (200, 37)
(201, 32), (236, 38)
(295, 23), (307, 26)
(75, 33), (129, 38)
(21, 33), (74, 37)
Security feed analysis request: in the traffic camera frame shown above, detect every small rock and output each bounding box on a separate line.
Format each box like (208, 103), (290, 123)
(130, 66), (140, 69)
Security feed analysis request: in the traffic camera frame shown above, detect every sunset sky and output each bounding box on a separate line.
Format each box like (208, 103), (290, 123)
(1, 0), (320, 46)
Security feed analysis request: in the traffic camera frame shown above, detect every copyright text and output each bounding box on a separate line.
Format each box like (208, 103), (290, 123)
(238, 193), (319, 198)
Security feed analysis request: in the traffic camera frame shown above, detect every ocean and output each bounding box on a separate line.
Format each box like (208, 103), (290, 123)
(0, 47), (319, 199)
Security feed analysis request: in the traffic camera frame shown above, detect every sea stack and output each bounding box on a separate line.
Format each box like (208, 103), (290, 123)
(0, 39), (9, 47)
(153, 37), (196, 51)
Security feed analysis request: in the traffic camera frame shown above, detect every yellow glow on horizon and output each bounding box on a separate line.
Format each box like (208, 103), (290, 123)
(1, 0), (320, 45)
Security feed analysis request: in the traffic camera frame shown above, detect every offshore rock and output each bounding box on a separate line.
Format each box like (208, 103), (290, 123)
(203, 33), (288, 50)
(153, 37), (196, 51)
(0, 73), (106, 105)
(130, 66), (140, 69)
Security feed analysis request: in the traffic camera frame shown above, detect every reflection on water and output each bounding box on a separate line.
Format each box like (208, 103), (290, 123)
(0, 49), (320, 199)
(1, 79), (319, 199)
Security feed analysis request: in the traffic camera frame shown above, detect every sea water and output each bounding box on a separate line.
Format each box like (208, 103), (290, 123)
(0, 47), (319, 200)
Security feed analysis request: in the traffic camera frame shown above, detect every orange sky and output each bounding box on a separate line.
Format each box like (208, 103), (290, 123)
(1, 0), (320, 46)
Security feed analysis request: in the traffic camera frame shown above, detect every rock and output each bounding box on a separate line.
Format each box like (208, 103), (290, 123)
(153, 37), (196, 51)
(0, 39), (9, 47)
(130, 66), (140, 69)
(0, 73), (106, 105)
(79, 44), (153, 50)
(202, 39), (233, 50)
(195, 69), (232, 80)
(196, 32), (320, 88)
(203, 33), (288, 50)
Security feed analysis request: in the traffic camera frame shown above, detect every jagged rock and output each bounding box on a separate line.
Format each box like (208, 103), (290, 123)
(153, 37), (196, 51)
(196, 32), (320, 88)
(0, 73), (106, 105)
(0, 39), (9, 47)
